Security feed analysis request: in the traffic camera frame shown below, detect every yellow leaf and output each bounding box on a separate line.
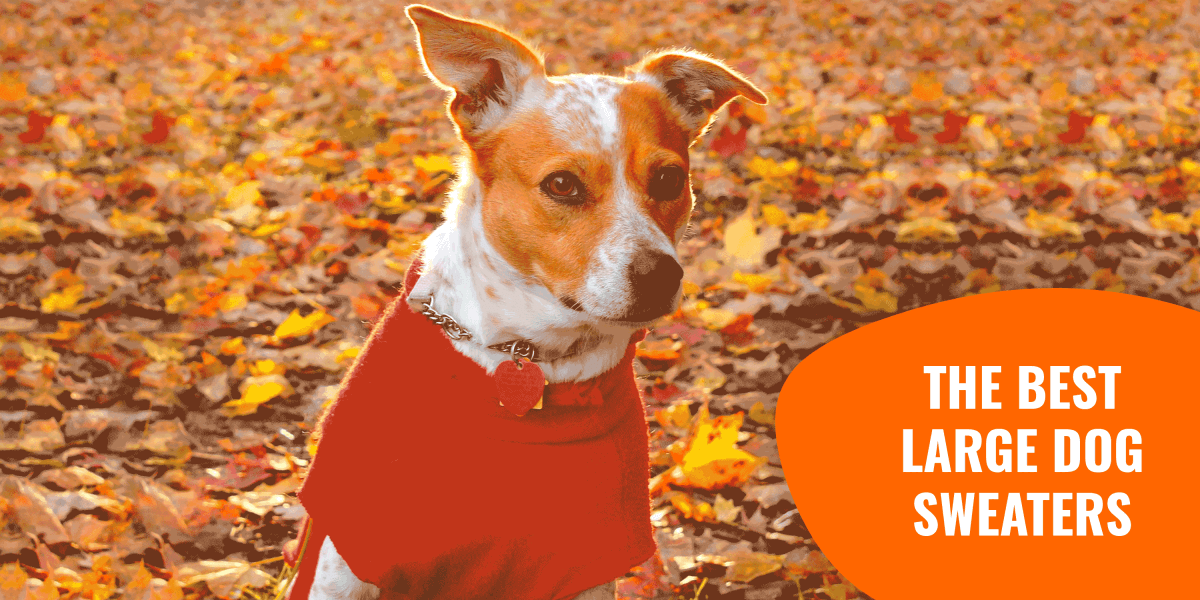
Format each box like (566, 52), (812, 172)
(789, 208), (830, 233)
(244, 151), (270, 170)
(714, 495), (740, 524)
(376, 65), (398, 87)
(724, 552), (785, 583)
(698, 307), (739, 330)
(1180, 158), (1200, 176)
(0, 563), (27, 594)
(669, 494), (718, 523)
(414, 154), (454, 174)
(110, 209), (168, 240)
(896, 216), (959, 242)
(273, 309), (335, 339)
(733, 271), (774, 293)
(748, 401), (775, 426)
(1025, 209), (1084, 241)
(760, 204), (790, 227)
(220, 337), (247, 355)
(854, 284), (899, 313)
(746, 156), (799, 180)
(142, 340), (184, 362)
(30, 576), (60, 600)
(250, 359), (278, 375)
(41, 284), (86, 313)
(158, 579), (183, 600)
(680, 412), (765, 490)
(0, 217), (44, 241)
(1150, 208), (1192, 234)
(724, 210), (768, 266)
(219, 292), (248, 312)
(336, 346), (361, 364)
(224, 181), (262, 208)
(222, 381), (283, 417)
(165, 292), (188, 314)
(655, 403), (692, 431)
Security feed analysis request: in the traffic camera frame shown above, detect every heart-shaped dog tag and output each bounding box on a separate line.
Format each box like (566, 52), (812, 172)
(495, 359), (546, 417)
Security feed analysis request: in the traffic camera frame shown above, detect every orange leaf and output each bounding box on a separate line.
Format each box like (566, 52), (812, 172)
(911, 75), (943, 102)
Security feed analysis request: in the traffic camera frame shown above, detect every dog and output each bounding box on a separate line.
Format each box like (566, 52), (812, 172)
(284, 5), (766, 599)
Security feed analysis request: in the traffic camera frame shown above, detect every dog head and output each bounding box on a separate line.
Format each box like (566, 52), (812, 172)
(407, 5), (766, 325)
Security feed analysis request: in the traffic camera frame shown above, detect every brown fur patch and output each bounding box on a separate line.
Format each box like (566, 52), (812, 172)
(616, 82), (693, 243)
(472, 114), (611, 299)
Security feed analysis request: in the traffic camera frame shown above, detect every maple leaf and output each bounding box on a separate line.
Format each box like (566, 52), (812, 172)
(678, 412), (765, 490)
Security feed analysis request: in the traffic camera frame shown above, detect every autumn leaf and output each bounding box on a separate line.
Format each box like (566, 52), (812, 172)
(896, 216), (960, 242)
(911, 73), (943, 101)
(679, 412), (765, 490)
(220, 338), (247, 355)
(1150, 208), (1192, 234)
(224, 181), (262, 208)
(0, 563), (27, 597)
(725, 210), (773, 267)
(788, 208), (830, 233)
(723, 552), (785, 583)
(746, 156), (800, 180)
(1025, 208), (1084, 241)
(414, 154), (454, 174)
(748, 401), (775, 426)
(222, 381), (284, 417)
(732, 271), (774, 293)
(41, 285), (86, 313)
(273, 309), (336, 339)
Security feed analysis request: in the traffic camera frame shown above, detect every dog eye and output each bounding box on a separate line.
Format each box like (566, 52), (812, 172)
(649, 166), (686, 201)
(540, 172), (584, 204)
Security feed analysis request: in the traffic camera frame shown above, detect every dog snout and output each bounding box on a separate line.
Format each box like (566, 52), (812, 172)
(629, 250), (683, 310)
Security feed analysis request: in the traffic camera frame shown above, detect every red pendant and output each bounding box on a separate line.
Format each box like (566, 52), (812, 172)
(495, 359), (546, 417)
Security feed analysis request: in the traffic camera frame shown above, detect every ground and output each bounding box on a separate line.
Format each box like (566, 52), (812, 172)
(5, 0), (1200, 598)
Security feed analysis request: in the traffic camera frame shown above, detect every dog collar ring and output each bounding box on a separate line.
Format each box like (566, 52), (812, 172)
(491, 339), (538, 364)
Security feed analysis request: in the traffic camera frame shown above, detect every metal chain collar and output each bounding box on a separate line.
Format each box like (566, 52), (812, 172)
(419, 296), (559, 363)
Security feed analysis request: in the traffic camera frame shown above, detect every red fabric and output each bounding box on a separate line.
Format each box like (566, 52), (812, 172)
(290, 260), (656, 600)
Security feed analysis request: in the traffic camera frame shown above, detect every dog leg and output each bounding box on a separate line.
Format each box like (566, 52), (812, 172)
(571, 581), (617, 600)
(308, 535), (381, 600)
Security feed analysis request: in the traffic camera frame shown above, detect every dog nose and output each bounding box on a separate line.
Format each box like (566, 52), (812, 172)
(629, 250), (683, 307)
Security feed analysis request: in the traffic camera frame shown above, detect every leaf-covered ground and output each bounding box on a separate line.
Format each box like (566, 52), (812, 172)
(5, 0), (1200, 598)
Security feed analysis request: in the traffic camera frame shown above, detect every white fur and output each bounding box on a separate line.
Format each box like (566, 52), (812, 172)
(306, 536), (380, 600)
(306, 536), (615, 599)
(584, 159), (679, 318)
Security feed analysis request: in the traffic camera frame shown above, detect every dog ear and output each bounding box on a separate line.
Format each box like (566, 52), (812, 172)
(627, 50), (768, 141)
(406, 5), (545, 137)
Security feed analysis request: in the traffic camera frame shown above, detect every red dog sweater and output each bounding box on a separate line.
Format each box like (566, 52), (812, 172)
(288, 260), (656, 600)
